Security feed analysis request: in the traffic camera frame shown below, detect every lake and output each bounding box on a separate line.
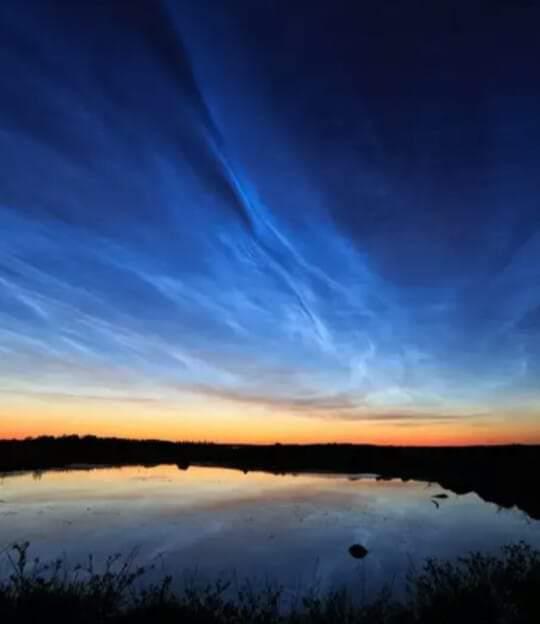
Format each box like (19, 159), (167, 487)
(1, 465), (539, 598)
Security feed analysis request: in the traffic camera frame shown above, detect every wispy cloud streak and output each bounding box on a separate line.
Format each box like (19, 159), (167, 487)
(0, 1), (539, 435)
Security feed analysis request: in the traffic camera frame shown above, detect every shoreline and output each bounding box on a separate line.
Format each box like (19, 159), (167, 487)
(1, 436), (539, 519)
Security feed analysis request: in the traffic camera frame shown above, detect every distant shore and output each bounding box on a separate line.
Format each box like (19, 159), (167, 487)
(1, 435), (539, 519)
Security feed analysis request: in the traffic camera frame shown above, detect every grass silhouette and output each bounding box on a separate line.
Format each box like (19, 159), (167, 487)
(0, 542), (539, 623)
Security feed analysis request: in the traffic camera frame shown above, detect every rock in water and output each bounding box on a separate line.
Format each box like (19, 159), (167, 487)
(349, 544), (369, 559)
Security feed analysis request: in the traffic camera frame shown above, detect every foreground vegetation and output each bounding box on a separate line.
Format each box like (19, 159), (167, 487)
(0, 542), (539, 623)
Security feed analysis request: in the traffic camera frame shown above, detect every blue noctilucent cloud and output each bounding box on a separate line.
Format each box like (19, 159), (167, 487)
(1, 1), (539, 431)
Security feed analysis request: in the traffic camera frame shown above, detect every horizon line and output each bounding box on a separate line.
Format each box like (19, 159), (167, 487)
(2, 433), (539, 449)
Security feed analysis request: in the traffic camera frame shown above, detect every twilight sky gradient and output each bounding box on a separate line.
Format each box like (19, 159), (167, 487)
(1, 1), (539, 444)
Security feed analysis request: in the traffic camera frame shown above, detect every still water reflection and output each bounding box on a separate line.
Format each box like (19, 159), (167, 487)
(1, 465), (539, 595)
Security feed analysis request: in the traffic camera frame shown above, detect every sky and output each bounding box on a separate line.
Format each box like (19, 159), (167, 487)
(1, 1), (539, 445)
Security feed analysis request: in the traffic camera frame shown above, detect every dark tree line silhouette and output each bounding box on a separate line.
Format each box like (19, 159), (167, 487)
(0, 435), (539, 519)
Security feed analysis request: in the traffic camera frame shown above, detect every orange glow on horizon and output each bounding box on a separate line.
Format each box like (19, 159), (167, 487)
(1, 402), (539, 446)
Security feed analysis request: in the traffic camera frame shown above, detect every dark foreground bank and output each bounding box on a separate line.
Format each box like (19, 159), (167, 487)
(0, 542), (539, 624)
(1, 436), (539, 519)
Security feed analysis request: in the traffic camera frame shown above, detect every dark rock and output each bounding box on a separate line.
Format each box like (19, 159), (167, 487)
(432, 493), (449, 499)
(349, 544), (369, 559)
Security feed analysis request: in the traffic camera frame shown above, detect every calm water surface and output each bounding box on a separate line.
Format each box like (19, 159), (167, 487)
(1, 465), (539, 596)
